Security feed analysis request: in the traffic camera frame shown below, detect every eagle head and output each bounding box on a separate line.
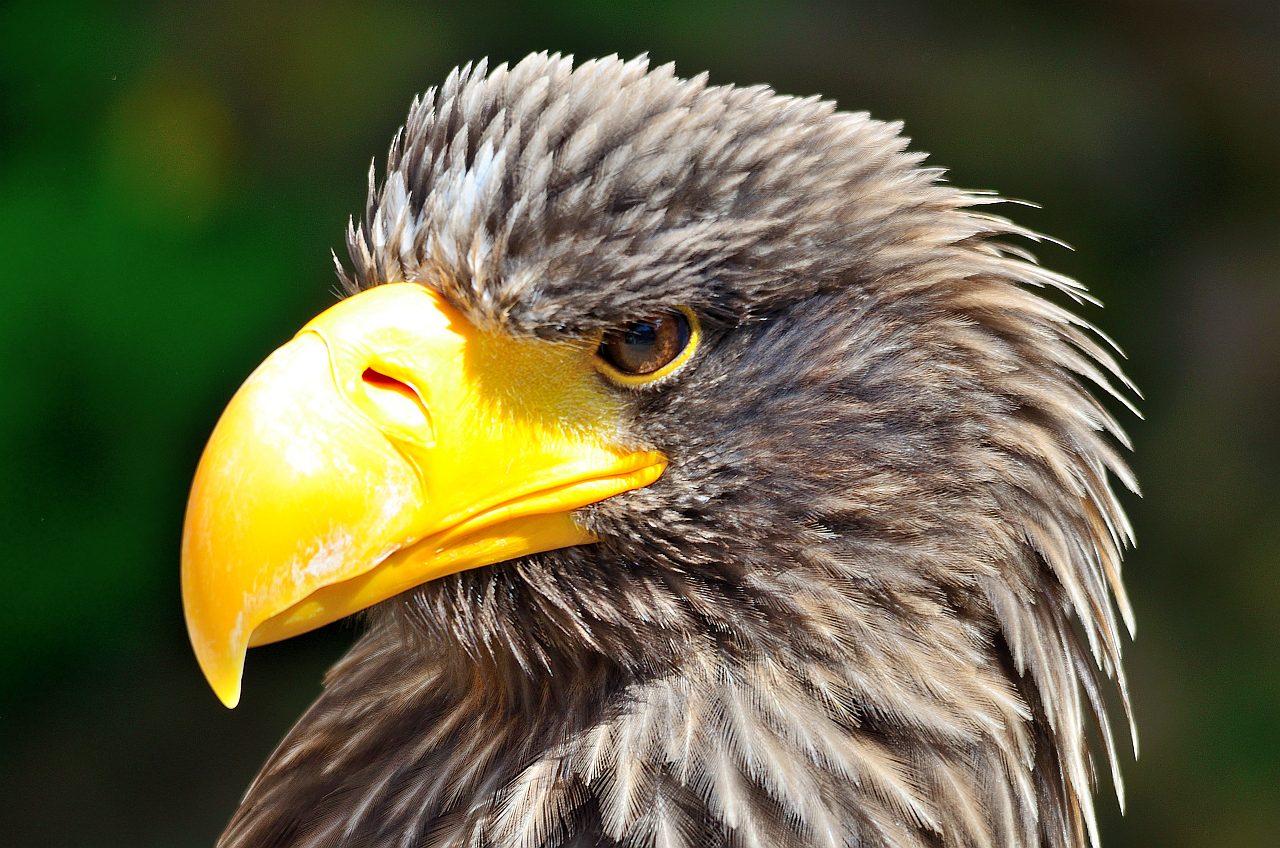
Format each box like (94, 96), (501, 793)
(183, 53), (1136, 848)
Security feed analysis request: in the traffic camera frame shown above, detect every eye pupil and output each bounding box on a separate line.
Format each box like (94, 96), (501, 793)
(600, 311), (693, 377)
(623, 323), (658, 349)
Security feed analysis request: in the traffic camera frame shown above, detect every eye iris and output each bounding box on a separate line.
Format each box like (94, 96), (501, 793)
(601, 312), (691, 376)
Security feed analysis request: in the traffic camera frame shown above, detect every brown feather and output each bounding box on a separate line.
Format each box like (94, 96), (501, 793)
(224, 53), (1136, 848)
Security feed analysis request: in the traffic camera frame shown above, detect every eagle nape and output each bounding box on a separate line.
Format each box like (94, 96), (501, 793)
(182, 53), (1137, 848)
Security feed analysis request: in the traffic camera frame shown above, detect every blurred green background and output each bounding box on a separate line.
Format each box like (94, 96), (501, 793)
(2, 1), (1277, 846)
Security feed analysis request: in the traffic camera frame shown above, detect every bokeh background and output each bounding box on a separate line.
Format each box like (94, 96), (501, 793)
(2, 1), (1277, 846)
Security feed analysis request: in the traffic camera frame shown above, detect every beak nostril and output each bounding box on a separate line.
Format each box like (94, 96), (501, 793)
(360, 368), (431, 435)
(362, 368), (414, 397)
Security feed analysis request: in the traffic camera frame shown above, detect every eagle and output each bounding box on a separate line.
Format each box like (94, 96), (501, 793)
(181, 53), (1137, 848)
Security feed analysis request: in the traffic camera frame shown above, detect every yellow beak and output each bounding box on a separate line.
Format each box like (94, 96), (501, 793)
(181, 284), (665, 707)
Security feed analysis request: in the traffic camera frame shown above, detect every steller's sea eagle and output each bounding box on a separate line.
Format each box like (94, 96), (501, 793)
(182, 53), (1137, 848)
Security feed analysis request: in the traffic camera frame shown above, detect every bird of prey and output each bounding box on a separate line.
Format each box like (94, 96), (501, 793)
(182, 53), (1137, 848)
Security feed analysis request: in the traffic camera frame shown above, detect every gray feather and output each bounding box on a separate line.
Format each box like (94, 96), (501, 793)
(222, 53), (1136, 848)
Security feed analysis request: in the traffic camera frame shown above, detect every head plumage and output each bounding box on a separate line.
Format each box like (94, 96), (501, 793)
(226, 53), (1143, 848)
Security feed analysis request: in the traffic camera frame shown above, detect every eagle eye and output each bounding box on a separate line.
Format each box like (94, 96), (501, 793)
(597, 308), (699, 384)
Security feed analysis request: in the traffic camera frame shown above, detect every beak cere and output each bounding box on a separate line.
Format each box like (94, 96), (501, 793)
(181, 283), (666, 707)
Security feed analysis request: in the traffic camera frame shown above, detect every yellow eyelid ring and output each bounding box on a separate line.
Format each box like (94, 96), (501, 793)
(596, 306), (701, 387)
